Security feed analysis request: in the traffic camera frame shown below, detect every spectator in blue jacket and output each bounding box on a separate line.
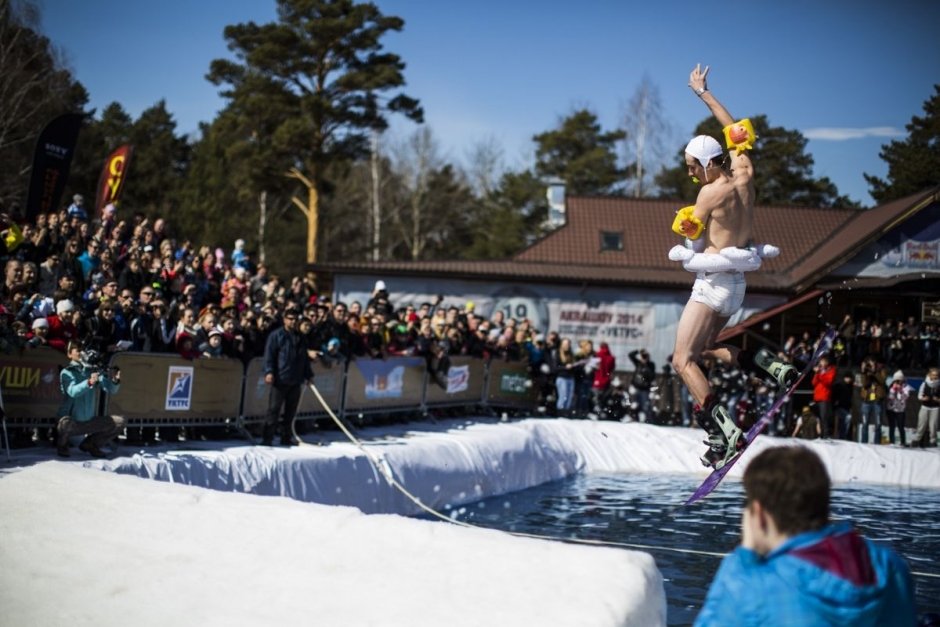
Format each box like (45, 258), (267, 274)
(56, 341), (125, 458)
(262, 307), (314, 446)
(696, 446), (915, 626)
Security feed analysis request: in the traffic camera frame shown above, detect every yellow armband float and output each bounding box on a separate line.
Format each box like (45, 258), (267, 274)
(723, 118), (756, 155)
(671, 206), (704, 240)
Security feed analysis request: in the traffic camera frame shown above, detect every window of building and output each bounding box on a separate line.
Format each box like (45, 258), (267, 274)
(600, 231), (623, 252)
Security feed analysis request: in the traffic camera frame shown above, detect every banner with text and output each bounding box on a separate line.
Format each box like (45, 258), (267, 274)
(0, 347), (69, 420)
(548, 302), (654, 362)
(106, 353), (242, 424)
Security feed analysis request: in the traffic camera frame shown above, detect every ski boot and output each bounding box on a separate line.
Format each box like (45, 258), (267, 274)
(695, 398), (745, 469)
(754, 348), (798, 389)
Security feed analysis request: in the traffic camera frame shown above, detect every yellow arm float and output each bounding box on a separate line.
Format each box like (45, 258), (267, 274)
(723, 118), (756, 155)
(671, 206), (704, 240)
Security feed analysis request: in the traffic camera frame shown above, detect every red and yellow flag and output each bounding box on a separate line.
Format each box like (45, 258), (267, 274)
(95, 144), (134, 216)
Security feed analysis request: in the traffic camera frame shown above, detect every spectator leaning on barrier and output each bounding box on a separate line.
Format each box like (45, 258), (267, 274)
(696, 446), (915, 626)
(262, 307), (314, 446)
(56, 341), (125, 458)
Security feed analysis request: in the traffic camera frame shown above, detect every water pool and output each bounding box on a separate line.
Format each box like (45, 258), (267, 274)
(435, 473), (940, 626)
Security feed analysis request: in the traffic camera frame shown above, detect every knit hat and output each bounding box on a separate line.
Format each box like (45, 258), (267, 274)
(893, 370), (905, 381)
(32, 317), (49, 330)
(685, 135), (723, 170)
(56, 299), (74, 315)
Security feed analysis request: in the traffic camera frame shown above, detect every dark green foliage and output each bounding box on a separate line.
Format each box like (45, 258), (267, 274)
(533, 109), (626, 196)
(865, 85), (940, 203)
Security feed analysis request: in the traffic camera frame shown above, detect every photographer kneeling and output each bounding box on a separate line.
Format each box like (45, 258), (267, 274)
(56, 341), (125, 458)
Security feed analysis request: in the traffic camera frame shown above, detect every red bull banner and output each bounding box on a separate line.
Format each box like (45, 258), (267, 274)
(95, 144), (133, 215)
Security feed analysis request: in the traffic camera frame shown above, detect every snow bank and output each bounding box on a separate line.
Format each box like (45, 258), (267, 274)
(87, 420), (940, 516)
(3, 419), (938, 626)
(0, 462), (664, 627)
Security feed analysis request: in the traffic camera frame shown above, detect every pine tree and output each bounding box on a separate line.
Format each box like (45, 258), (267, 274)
(207, 0), (423, 264)
(865, 85), (940, 203)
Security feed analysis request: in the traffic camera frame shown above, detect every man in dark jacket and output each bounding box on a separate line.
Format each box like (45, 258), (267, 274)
(262, 307), (314, 446)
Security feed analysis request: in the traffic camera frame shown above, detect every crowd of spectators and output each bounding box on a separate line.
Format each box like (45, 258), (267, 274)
(1, 198), (938, 447)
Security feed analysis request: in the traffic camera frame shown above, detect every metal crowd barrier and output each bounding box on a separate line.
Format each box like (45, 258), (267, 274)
(1, 348), (543, 455)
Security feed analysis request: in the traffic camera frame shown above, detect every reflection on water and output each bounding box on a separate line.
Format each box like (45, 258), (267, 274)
(435, 474), (940, 626)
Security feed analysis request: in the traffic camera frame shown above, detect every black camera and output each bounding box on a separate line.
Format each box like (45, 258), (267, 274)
(80, 349), (120, 379)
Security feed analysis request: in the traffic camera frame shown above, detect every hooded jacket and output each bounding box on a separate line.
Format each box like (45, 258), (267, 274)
(58, 360), (120, 422)
(696, 521), (915, 626)
(592, 344), (616, 390)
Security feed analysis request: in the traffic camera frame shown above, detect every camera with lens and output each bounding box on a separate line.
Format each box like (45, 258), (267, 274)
(80, 348), (120, 380)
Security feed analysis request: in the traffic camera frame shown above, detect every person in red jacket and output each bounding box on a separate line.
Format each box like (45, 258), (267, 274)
(45, 299), (79, 353)
(591, 342), (616, 411)
(811, 355), (836, 438)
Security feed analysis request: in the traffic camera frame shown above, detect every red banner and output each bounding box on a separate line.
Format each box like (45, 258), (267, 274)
(95, 144), (133, 216)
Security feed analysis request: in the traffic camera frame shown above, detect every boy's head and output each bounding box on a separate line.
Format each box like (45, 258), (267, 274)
(743, 447), (830, 536)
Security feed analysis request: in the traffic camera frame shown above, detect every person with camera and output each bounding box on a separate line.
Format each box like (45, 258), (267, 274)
(56, 341), (125, 458)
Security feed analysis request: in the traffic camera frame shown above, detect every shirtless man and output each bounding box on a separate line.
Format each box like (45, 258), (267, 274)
(671, 64), (793, 469)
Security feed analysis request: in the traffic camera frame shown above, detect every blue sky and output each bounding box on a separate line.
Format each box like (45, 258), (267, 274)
(40, 0), (939, 206)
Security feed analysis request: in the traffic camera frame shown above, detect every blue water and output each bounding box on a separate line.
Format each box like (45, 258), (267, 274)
(435, 474), (940, 626)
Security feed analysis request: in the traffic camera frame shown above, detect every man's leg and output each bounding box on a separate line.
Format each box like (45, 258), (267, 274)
(818, 401), (832, 438)
(672, 300), (719, 405)
(56, 416), (74, 456)
(58, 416), (120, 457)
(280, 384), (303, 445)
(860, 403), (871, 443)
(672, 301), (742, 467)
(85, 415), (126, 449)
(264, 386), (287, 445)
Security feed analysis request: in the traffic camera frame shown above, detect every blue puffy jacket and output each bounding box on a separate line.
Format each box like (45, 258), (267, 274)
(696, 521), (915, 626)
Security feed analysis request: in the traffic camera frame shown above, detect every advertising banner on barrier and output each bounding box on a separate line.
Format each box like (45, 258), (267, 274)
(0, 347), (69, 419)
(424, 356), (486, 406)
(485, 360), (539, 406)
(345, 357), (425, 411)
(106, 353), (242, 421)
(242, 359), (345, 418)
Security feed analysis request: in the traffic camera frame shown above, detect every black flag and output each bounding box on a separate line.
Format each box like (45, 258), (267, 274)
(24, 112), (84, 222)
